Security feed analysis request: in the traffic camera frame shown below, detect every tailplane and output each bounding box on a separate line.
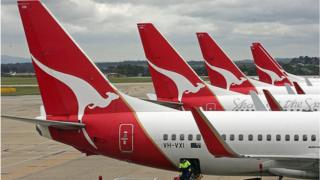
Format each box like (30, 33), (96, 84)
(251, 43), (292, 86)
(137, 23), (225, 110)
(196, 33), (257, 94)
(18, 0), (129, 121)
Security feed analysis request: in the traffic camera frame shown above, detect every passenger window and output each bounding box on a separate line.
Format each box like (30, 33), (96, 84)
(163, 134), (168, 141)
(230, 134), (235, 141)
(285, 134), (290, 141)
(180, 134), (184, 141)
(222, 134), (226, 141)
(303, 134), (307, 141)
(311, 135), (316, 141)
(294, 134), (299, 141)
(258, 134), (262, 141)
(171, 134), (176, 141)
(188, 134), (193, 141)
(267, 134), (271, 141)
(238, 134), (243, 141)
(276, 134), (281, 141)
(196, 134), (201, 141)
(248, 134), (253, 141)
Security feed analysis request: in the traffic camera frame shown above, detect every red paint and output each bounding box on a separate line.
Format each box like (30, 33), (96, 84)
(293, 82), (305, 94)
(196, 32), (257, 94)
(18, 0), (175, 171)
(137, 23), (224, 111)
(251, 43), (292, 86)
(190, 108), (237, 157)
(263, 90), (282, 111)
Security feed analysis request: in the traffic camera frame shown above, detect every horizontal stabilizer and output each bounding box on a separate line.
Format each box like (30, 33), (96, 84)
(142, 99), (183, 110)
(146, 93), (157, 101)
(2, 115), (85, 130)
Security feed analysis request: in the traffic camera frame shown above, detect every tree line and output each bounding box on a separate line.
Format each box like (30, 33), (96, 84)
(1, 56), (319, 77)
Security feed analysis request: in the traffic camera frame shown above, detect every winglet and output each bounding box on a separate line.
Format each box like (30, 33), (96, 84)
(190, 107), (240, 158)
(304, 78), (313, 86)
(262, 90), (283, 111)
(284, 83), (296, 94)
(249, 91), (268, 111)
(293, 82), (306, 94)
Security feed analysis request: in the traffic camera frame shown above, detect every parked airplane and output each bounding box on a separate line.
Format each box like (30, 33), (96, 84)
(10, 1), (319, 179)
(137, 23), (320, 111)
(250, 43), (320, 91)
(196, 32), (298, 95)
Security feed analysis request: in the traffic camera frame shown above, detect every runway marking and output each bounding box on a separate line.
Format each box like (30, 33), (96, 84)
(3, 147), (73, 169)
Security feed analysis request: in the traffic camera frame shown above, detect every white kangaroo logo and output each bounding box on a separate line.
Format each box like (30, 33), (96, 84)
(32, 55), (119, 149)
(147, 61), (205, 102)
(204, 61), (247, 90)
(255, 64), (286, 85)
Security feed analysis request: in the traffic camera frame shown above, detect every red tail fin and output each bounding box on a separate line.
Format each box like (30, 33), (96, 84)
(137, 23), (224, 110)
(18, 0), (129, 119)
(251, 43), (292, 86)
(196, 33), (257, 94)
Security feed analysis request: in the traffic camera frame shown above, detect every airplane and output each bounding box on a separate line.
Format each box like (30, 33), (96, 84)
(250, 42), (320, 91)
(10, 1), (319, 179)
(196, 32), (301, 95)
(137, 23), (320, 111)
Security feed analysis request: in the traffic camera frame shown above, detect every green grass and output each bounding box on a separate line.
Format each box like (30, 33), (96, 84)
(1, 76), (152, 96)
(1, 76), (152, 85)
(1, 87), (40, 96)
(109, 77), (151, 83)
(2, 76), (38, 85)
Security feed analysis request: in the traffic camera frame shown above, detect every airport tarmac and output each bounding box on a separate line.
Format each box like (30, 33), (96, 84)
(2, 83), (293, 180)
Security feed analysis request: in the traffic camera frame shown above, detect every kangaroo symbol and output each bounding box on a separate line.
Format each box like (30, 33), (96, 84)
(148, 61), (205, 102)
(205, 61), (247, 90)
(255, 64), (286, 85)
(32, 55), (119, 149)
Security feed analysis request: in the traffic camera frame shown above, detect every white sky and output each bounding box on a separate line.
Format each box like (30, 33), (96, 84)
(1, 0), (319, 62)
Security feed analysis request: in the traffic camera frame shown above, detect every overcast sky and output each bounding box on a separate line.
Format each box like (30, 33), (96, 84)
(1, 0), (319, 62)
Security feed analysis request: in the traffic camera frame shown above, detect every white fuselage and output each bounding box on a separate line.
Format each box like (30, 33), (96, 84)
(138, 111), (319, 176)
(249, 77), (320, 95)
(217, 94), (320, 111)
(202, 84), (320, 111)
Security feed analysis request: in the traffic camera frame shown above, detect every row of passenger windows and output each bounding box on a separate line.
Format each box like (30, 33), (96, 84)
(163, 134), (201, 141)
(163, 133), (317, 142)
(234, 109), (318, 112)
(222, 134), (317, 142)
